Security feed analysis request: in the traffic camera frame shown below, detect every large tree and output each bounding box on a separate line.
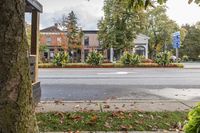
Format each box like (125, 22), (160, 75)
(0, 0), (38, 133)
(60, 11), (82, 62)
(142, 6), (179, 58)
(98, 0), (145, 55)
(127, 0), (200, 9)
(180, 25), (200, 60)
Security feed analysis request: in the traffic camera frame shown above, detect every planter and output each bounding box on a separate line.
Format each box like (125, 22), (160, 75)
(39, 63), (184, 68)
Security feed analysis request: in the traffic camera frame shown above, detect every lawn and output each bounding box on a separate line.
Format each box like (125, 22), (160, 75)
(37, 111), (187, 132)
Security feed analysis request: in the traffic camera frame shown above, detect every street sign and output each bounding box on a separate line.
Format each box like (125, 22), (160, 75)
(172, 31), (181, 49)
(172, 31), (181, 62)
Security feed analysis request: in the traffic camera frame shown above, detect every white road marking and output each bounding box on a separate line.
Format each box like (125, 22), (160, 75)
(97, 71), (135, 75)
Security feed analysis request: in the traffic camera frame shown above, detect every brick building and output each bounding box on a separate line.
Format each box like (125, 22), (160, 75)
(40, 23), (67, 60)
(40, 24), (149, 62)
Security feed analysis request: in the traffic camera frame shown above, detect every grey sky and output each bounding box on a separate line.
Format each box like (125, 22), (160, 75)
(28, 0), (200, 30)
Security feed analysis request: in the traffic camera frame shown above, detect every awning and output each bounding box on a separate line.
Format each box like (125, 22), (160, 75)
(25, 0), (43, 13)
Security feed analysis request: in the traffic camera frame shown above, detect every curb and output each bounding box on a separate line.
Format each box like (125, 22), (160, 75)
(41, 131), (183, 133)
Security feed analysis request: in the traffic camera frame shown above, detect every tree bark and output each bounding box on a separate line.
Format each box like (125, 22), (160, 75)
(0, 0), (39, 133)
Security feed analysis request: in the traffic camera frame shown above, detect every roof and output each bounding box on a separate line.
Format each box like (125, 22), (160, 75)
(137, 34), (150, 39)
(40, 25), (62, 33)
(25, 0), (43, 13)
(83, 30), (98, 34)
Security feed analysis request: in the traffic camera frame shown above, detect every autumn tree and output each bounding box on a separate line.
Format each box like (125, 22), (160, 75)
(60, 11), (83, 62)
(0, 0), (39, 132)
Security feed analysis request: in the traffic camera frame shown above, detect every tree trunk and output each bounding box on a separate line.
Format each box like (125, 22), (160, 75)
(0, 0), (39, 133)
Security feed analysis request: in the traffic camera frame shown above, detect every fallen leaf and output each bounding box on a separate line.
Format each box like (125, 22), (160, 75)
(54, 100), (63, 105)
(104, 105), (110, 109)
(150, 115), (154, 120)
(70, 114), (83, 121)
(104, 122), (111, 128)
(74, 105), (80, 108)
(120, 125), (128, 131)
(90, 115), (98, 123)
(138, 114), (144, 117)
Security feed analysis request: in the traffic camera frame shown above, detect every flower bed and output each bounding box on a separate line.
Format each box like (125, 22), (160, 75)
(38, 63), (184, 68)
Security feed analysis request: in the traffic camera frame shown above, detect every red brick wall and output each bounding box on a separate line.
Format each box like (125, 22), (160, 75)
(39, 33), (67, 49)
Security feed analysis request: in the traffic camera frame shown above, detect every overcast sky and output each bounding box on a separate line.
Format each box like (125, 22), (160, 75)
(26, 0), (200, 30)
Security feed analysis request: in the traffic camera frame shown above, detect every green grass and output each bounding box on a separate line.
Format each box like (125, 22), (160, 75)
(37, 111), (187, 132)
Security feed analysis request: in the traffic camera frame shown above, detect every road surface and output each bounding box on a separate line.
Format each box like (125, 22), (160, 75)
(39, 68), (200, 101)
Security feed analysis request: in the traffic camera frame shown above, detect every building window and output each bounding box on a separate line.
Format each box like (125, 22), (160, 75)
(135, 46), (145, 56)
(57, 37), (61, 43)
(46, 36), (52, 45)
(44, 52), (48, 59)
(84, 36), (89, 46)
(84, 49), (89, 61)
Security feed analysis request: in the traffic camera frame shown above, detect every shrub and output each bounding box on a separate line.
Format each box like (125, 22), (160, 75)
(182, 55), (189, 62)
(53, 52), (69, 67)
(184, 103), (200, 133)
(120, 52), (141, 65)
(198, 55), (200, 60)
(86, 51), (103, 66)
(155, 52), (171, 66)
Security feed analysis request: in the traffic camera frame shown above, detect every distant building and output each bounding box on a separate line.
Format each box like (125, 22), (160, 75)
(39, 24), (149, 62)
(40, 23), (67, 60)
(81, 31), (149, 62)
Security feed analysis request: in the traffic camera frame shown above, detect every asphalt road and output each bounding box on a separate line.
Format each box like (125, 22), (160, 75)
(39, 68), (200, 101)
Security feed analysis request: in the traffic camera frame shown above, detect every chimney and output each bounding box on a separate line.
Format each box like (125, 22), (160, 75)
(54, 23), (58, 28)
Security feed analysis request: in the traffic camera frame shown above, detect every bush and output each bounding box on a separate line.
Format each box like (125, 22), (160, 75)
(155, 52), (171, 66)
(198, 55), (200, 60)
(53, 52), (69, 67)
(184, 103), (200, 133)
(86, 51), (103, 66)
(182, 55), (189, 62)
(120, 52), (141, 65)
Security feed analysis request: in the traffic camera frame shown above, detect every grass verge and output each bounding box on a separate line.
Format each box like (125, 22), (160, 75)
(37, 111), (187, 132)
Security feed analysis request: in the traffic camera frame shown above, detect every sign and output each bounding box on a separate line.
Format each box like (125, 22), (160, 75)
(172, 31), (181, 49)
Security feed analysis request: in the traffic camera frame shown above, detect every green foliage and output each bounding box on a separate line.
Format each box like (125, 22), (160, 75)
(184, 103), (200, 133)
(180, 25), (200, 61)
(155, 52), (171, 66)
(60, 11), (82, 62)
(142, 6), (179, 59)
(98, 0), (144, 51)
(182, 55), (189, 62)
(127, 0), (200, 9)
(86, 51), (104, 66)
(120, 52), (141, 65)
(39, 45), (48, 53)
(53, 52), (69, 67)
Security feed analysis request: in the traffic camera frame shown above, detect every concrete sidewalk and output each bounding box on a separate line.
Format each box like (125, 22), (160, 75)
(36, 99), (199, 113)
